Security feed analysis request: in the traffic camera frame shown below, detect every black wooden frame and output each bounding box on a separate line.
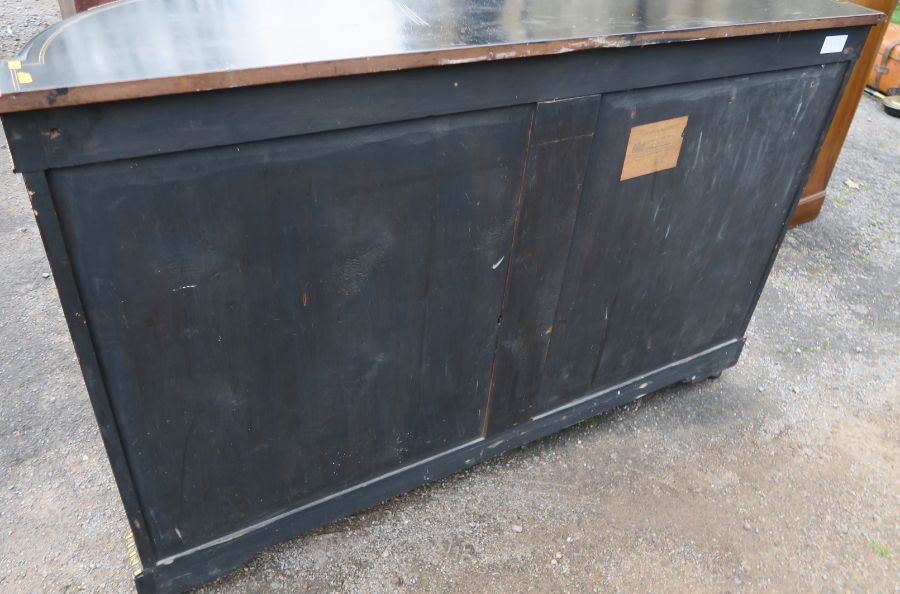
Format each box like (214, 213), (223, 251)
(4, 28), (866, 594)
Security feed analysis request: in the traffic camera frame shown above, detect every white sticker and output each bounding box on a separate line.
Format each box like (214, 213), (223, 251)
(820, 35), (848, 54)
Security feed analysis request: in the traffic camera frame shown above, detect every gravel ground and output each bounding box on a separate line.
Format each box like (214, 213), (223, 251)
(0, 3), (898, 593)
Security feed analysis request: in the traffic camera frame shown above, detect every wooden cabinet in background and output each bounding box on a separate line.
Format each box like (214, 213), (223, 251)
(791, 0), (898, 227)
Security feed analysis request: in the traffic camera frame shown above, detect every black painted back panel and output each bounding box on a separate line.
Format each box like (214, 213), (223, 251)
(49, 107), (531, 555)
(533, 65), (845, 414)
(38, 50), (850, 578)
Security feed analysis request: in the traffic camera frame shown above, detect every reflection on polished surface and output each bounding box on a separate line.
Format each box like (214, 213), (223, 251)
(0, 0), (881, 109)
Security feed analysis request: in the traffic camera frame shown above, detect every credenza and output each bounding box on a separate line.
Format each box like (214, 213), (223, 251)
(0, 1), (881, 592)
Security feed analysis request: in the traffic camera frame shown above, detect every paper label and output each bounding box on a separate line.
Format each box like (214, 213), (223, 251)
(620, 116), (689, 181)
(820, 35), (848, 54)
(6, 59), (21, 70)
(16, 71), (32, 84)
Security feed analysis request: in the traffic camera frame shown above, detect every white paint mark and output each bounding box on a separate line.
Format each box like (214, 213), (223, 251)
(638, 382), (650, 389)
(664, 225), (671, 239)
(171, 284), (198, 293)
(820, 34), (847, 54)
(157, 436), (484, 565)
(492, 256), (505, 270)
(440, 57), (482, 65)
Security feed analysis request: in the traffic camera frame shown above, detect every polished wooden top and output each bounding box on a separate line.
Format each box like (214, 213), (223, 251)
(0, 0), (883, 114)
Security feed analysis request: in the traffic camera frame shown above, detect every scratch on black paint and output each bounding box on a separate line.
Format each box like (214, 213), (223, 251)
(590, 296), (617, 386)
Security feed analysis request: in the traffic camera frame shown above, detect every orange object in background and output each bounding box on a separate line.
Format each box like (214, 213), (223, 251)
(869, 23), (900, 92)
